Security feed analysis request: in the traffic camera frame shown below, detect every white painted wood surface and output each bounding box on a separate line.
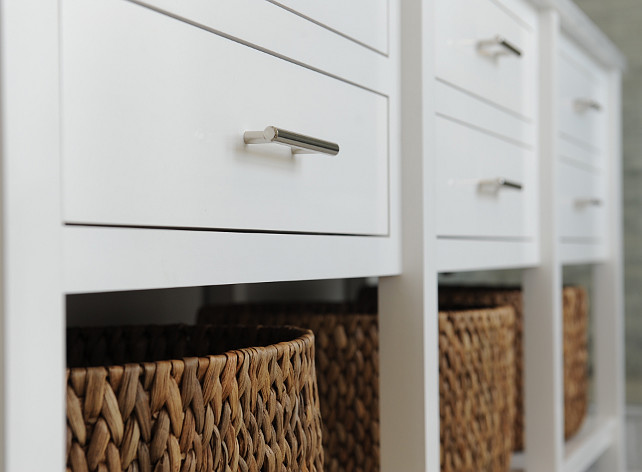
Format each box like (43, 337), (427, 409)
(558, 35), (609, 152)
(122, 0), (391, 95)
(434, 0), (538, 119)
(62, 0), (389, 236)
(558, 135), (605, 170)
(564, 416), (617, 472)
(434, 79), (537, 148)
(379, 1), (440, 470)
(557, 31), (610, 266)
(434, 116), (536, 239)
(0, 0), (627, 471)
(557, 159), (607, 241)
(559, 242), (608, 265)
(589, 68), (626, 472)
(0, 0), (65, 470)
(521, 12), (565, 472)
(520, 7), (625, 472)
(63, 226), (401, 294)
(267, 0), (389, 54)
(430, 0), (540, 273)
(436, 238), (539, 273)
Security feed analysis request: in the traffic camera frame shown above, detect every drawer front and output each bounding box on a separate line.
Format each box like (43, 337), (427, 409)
(435, 0), (537, 118)
(62, 0), (389, 236)
(270, 0), (388, 54)
(558, 35), (609, 153)
(118, 0), (391, 95)
(558, 134), (604, 171)
(435, 117), (536, 239)
(557, 160), (607, 241)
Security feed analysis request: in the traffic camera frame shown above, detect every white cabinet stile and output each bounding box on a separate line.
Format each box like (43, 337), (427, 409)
(0, 1), (65, 471)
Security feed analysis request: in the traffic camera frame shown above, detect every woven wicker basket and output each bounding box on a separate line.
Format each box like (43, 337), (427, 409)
(562, 287), (589, 439)
(439, 286), (589, 449)
(439, 305), (516, 472)
(199, 302), (378, 472)
(66, 324), (324, 472)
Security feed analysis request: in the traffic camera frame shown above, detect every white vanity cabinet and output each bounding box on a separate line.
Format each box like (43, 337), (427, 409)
(557, 32), (612, 264)
(1, 0), (401, 469)
(58, 0), (401, 295)
(432, 0), (540, 272)
(0, 0), (627, 471)
(390, 0), (625, 472)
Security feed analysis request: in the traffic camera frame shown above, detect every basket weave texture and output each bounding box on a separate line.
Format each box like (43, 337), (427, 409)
(66, 325), (324, 472)
(439, 285), (589, 449)
(562, 287), (589, 439)
(439, 305), (516, 472)
(199, 303), (379, 472)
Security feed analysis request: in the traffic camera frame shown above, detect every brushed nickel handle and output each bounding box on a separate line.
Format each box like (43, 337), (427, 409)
(477, 35), (522, 58)
(478, 177), (523, 192)
(574, 198), (603, 208)
(574, 98), (603, 113)
(244, 126), (339, 156)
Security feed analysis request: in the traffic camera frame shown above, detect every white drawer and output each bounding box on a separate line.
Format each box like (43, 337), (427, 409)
(120, 0), (390, 94)
(435, 117), (536, 239)
(557, 160), (607, 242)
(434, 0), (537, 119)
(558, 35), (609, 153)
(62, 0), (389, 236)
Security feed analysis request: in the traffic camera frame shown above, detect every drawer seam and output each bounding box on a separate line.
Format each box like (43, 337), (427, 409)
(436, 112), (534, 150)
(266, 0), (389, 57)
(64, 222), (389, 238)
(558, 132), (602, 155)
(435, 77), (533, 124)
(437, 235), (534, 242)
(125, 0), (390, 98)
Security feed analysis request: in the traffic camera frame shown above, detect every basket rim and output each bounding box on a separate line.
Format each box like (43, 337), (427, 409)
(199, 301), (377, 315)
(438, 305), (516, 317)
(66, 324), (315, 372)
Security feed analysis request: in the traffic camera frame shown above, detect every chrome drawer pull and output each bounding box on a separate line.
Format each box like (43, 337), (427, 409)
(575, 198), (603, 208)
(244, 126), (339, 156)
(478, 177), (523, 192)
(477, 35), (522, 58)
(574, 98), (603, 113)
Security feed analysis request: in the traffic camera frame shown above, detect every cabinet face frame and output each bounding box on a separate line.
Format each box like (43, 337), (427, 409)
(0, 0), (65, 470)
(523, 7), (625, 472)
(2, 2), (402, 472)
(0, 1), (627, 472)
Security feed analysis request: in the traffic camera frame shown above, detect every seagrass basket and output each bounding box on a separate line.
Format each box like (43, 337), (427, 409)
(199, 302), (379, 472)
(439, 305), (516, 472)
(562, 287), (589, 439)
(439, 285), (589, 449)
(66, 324), (324, 472)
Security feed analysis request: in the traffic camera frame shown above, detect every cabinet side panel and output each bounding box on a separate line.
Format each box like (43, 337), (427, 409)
(0, 0), (64, 470)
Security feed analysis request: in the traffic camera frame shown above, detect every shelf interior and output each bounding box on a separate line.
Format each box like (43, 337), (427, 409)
(510, 414), (617, 472)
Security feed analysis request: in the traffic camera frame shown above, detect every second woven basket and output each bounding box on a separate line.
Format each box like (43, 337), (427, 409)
(199, 302), (378, 472)
(439, 285), (589, 450)
(439, 305), (517, 472)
